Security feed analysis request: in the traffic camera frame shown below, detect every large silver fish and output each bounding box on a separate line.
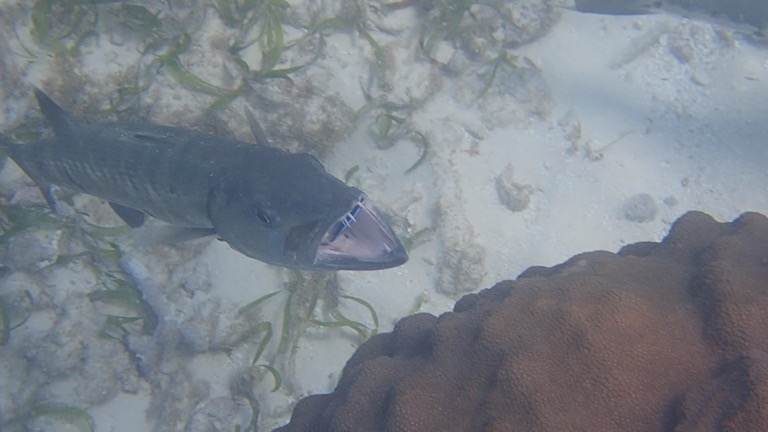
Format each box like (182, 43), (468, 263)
(0, 90), (408, 271)
(573, 0), (768, 37)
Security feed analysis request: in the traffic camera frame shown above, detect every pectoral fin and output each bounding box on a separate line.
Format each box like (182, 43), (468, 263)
(131, 225), (217, 250)
(109, 202), (146, 228)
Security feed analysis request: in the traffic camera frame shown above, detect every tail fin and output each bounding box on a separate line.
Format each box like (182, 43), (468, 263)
(34, 88), (76, 139)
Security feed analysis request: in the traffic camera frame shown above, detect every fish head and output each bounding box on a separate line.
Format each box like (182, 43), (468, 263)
(208, 153), (408, 271)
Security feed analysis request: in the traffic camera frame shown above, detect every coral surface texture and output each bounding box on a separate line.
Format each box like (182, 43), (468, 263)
(274, 211), (768, 432)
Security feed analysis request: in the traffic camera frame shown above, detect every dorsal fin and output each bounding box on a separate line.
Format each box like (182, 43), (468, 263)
(34, 88), (76, 139)
(244, 108), (270, 146)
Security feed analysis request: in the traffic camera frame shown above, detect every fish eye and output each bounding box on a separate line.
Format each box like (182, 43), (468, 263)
(252, 205), (278, 227)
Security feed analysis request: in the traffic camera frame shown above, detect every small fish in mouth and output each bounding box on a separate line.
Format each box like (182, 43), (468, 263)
(317, 195), (404, 268)
(0, 89), (409, 271)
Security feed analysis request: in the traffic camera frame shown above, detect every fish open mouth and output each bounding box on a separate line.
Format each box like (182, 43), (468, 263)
(315, 194), (408, 270)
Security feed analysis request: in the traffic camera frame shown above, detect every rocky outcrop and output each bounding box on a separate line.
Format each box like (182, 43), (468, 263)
(274, 211), (768, 432)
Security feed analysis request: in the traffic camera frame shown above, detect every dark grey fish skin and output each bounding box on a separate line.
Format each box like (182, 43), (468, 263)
(573, 0), (768, 37)
(1, 90), (408, 271)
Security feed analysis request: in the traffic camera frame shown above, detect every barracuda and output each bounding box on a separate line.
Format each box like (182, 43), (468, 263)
(1, 90), (408, 271)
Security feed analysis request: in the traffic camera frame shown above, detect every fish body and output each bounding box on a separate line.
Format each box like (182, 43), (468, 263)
(573, 0), (768, 36)
(2, 90), (408, 271)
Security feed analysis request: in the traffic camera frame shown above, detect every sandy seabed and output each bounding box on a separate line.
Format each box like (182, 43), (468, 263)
(0, 1), (766, 430)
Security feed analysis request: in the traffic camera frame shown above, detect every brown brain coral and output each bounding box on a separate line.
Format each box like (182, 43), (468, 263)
(274, 211), (768, 432)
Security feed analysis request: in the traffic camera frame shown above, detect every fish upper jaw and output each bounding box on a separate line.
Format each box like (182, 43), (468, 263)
(314, 194), (408, 270)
